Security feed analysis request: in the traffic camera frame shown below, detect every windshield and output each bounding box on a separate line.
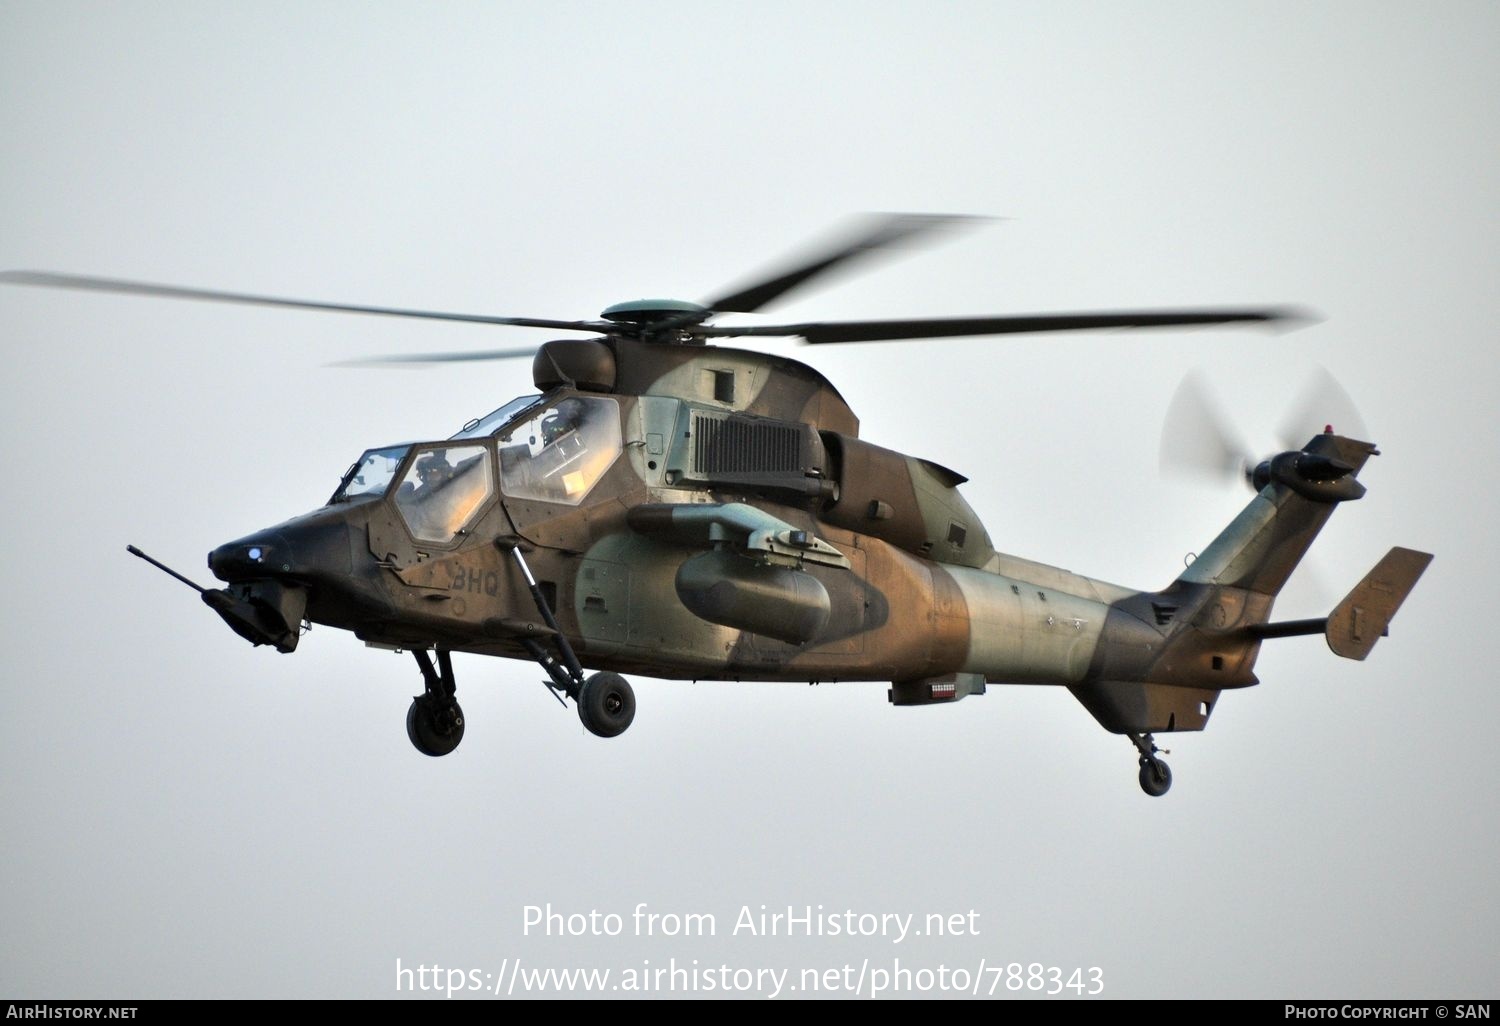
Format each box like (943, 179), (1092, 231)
(450, 395), (542, 440)
(499, 396), (622, 505)
(331, 445), (411, 503)
(393, 445), (494, 544)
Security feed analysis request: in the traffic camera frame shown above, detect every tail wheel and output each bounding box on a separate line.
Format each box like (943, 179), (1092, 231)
(578, 672), (635, 738)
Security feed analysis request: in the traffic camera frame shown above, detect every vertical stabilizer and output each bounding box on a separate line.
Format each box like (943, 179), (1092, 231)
(1177, 432), (1377, 597)
(1326, 547), (1433, 659)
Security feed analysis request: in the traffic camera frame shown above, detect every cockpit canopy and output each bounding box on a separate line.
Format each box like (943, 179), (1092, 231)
(329, 393), (624, 545)
(495, 396), (622, 505)
(335, 446), (409, 502)
(392, 444), (494, 544)
(449, 394), (542, 440)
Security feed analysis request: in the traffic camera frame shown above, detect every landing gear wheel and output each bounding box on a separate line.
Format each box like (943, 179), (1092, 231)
(407, 695), (465, 757)
(577, 671), (635, 738)
(1138, 758), (1172, 797)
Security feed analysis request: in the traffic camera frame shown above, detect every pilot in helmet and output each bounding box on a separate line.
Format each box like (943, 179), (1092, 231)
(416, 451), (453, 489)
(540, 399), (585, 446)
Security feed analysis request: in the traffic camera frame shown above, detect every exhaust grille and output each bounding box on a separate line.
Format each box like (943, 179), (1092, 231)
(692, 413), (804, 475)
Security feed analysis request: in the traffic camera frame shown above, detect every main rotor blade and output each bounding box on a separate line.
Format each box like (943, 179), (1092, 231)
(0, 271), (608, 333)
(702, 213), (983, 315)
(699, 307), (1312, 344)
(330, 347), (541, 367)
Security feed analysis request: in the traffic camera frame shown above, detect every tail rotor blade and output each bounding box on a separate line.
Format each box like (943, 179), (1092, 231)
(1277, 366), (1369, 448)
(1160, 370), (1254, 483)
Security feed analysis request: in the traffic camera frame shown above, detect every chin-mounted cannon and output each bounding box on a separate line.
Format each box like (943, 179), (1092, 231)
(127, 546), (306, 653)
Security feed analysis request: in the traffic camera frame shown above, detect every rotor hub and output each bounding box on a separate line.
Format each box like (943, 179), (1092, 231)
(599, 298), (709, 325)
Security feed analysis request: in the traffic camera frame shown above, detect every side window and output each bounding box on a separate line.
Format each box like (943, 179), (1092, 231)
(498, 396), (623, 505)
(394, 445), (494, 544)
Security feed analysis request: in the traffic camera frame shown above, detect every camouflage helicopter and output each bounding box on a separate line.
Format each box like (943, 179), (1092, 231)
(1, 215), (1431, 795)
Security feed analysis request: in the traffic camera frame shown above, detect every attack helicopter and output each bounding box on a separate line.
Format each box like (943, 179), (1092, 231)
(1, 215), (1431, 795)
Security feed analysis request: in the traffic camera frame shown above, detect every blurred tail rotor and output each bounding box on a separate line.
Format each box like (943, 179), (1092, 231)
(1160, 366), (1368, 611)
(1276, 366), (1369, 451)
(1159, 370), (1257, 487)
(1160, 365), (1370, 493)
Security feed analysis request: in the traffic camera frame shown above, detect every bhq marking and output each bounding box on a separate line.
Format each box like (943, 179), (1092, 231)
(450, 566), (501, 597)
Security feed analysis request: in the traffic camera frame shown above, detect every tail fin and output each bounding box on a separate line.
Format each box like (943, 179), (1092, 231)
(1177, 431), (1378, 597)
(1068, 435), (1426, 742)
(1325, 546), (1432, 659)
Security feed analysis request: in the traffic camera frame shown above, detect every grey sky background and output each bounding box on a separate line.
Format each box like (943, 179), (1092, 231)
(1, 1), (1495, 999)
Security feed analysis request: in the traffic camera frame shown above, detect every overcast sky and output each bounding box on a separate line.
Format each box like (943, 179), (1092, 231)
(2, 1), (1495, 999)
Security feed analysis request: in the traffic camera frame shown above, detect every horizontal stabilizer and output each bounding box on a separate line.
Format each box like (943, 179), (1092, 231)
(1326, 547), (1433, 660)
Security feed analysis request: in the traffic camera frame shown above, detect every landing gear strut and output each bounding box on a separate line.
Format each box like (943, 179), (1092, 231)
(523, 636), (637, 738)
(407, 648), (464, 757)
(505, 543), (636, 739)
(1129, 732), (1172, 797)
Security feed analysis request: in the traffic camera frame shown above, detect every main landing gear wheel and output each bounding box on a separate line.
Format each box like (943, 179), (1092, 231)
(406, 647), (464, 757)
(407, 695), (465, 757)
(1128, 731), (1172, 797)
(577, 671), (635, 738)
(1138, 758), (1172, 797)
